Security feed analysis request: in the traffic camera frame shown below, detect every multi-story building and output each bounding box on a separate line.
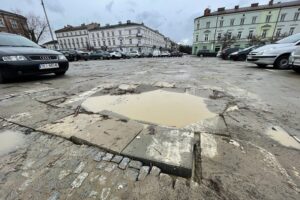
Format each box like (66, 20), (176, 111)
(55, 20), (175, 53)
(193, 0), (300, 54)
(0, 9), (30, 38)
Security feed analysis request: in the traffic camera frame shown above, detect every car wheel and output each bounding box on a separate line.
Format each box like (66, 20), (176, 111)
(238, 55), (247, 61)
(55, 71), (66, 76)
(274, 55), (290, 69)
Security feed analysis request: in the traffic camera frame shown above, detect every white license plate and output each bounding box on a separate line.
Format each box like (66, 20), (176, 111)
(39, 63), (59, 70)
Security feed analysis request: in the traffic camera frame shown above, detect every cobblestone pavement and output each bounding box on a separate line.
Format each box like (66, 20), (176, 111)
(0, 56), (300, 199)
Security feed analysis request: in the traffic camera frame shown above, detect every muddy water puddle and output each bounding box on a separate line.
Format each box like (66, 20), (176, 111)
(0, 130), (26, 156)
(266, 126), (300, 150)
(82, 89), (216, 128)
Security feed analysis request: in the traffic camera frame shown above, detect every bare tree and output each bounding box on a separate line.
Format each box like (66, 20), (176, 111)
(220, 32), (236, 49)
(11, 9), (48, 43)
(248, 35), (265, 46)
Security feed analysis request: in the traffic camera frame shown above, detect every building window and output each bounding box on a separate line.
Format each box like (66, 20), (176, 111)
(112, 31), (114, 36)
(196, 35), (199, 42)
(92, 33), (95, 38)
(112, 40), (115, 45)
(129, 29), (132, 35)
(217, 33), (222, 41)
(204, 34), (209, 41)
(240, 18), (245, 25)
(103, 40), (106, 46)
(252, 16), (257, 24)
(197, 22), (200, 30)
(237, 31), (242, 39)
(97, 33), (100, 38)
(129, 38), (132, 44)
(248, 30), (254, 39)
(98, 40), (101, 46)
(120, 39), (123, 45)
(266, 15), (271, 23)
(289, 27), (295, 35)
(206, 22), (210, 28)
(137, 28), (141, 33)
(107, 32), (110, 37)
(276, 28), (281, 37)
(10, 19), (18, 28)
(119, 30), (122, 35)
(280, 13), (286, 22)
(262, 30), (268, 38)
(227, 32), (232, 39)
(219, 20), (224, 27)
(230, 19), (235, 26)
(0, 18), (5, 27)
(203, 46), (207, 50)
(294, 12), (299, 21)
(138, 39), (141, 44)
(101, 32), (104, 37)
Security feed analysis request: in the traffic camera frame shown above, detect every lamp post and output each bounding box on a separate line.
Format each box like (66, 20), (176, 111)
(41, 0), (57, 49)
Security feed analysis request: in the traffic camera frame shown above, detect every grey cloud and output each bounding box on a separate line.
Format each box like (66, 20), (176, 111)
(135, 11), (167, 28)
(45, 0), (65, 15)
(106, 0), (114, 12)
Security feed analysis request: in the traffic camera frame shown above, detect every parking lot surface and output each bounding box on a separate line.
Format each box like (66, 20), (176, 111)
(0, 56), (300, 200)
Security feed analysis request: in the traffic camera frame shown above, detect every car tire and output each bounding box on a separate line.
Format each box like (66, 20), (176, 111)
(55, 71), (66, 76)
(274, 55), (290, 69)
(74, 56), (78, 61)
(238, 55), (247, 61)
(257, 64), (267, 68)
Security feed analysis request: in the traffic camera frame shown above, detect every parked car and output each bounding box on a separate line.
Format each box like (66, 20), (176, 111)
(170, 51), (183, 57)
(0, 33), (68, 83)
(70, 50), (89, 61)
(160, 51), (171, 57)
(58, 50), (75, 61)
(128, 50), (141, 58)
(152, 49), (161, 57)
(88, 50), (111, 60)
(229, 46), (260, 61)
(108, 50), (122, 59)
(220, 48), (241, 60)
(289, 47), (300, 73)
(197, 50), (217, 57)
(247, 33), (300, 69)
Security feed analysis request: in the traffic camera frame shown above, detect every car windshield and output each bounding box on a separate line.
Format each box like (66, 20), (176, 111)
(0, 34), (41, 48)
(276, 34), (300, 44)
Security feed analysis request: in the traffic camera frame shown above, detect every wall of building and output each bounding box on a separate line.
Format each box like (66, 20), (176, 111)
(0, 11), (30, 38)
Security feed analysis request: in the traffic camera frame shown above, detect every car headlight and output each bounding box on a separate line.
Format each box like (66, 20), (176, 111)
(231, 52), (238, 55)
(58, 54), (67, 60)
(2, 55), (27, 61)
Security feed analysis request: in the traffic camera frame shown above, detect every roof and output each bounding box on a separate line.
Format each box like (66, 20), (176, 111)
(195, 0), (300, 20)
(0, 9), (27, 20)
(55, 23), (99, 33)
(43, 40), (58, 45)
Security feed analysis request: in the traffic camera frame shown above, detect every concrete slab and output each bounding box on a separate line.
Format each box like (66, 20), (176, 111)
(37, 113), (144, 153)
(122, 126), (194, 177)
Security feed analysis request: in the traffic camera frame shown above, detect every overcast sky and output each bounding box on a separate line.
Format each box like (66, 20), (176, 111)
(1, 0), (292, 44)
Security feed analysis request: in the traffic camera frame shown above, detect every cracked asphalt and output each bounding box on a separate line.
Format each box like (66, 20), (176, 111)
(0, 56), (300, 200)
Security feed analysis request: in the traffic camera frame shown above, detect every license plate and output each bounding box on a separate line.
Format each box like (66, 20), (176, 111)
(39, 63), (59, 70)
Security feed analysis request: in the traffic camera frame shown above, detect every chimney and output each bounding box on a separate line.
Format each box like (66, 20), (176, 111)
(204, 8), (211, 16)
(234, 5), (239, 9)
(269, 0), (274, 5)
(127, 20), (131, 24)
(217, 7), (225, 12)
(251, 3), (259, 7)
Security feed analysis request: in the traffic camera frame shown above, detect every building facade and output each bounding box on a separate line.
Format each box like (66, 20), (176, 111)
(42, 40), (58, 50)
(55, 21), (175, 53)
(0, 9), (30, 38)
(193, 0), (300, 54)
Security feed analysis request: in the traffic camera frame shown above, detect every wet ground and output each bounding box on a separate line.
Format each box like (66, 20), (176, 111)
(0, 56), (300, 199)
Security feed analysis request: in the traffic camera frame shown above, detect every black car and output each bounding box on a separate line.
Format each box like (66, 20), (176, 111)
(89, 50), (111, 60)
(58, 50), (75, 61)
(229, 46), (260, 61)
(0, 33), (68, 83)
(197, 50), (217, 57)
(220, 47), (241, 60)
(69, 50), (89, 61)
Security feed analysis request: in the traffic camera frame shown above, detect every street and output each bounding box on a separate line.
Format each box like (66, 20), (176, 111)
(1, 56), (300, 200)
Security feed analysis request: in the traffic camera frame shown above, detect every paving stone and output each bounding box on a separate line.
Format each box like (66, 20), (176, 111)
(93, 151), (106, 162)
(159, 173), (173, 187)
(88, 191), (98, 198)
(128, 160), (143, 170)
(138, 166), (150, 181)
(71, 172), (89, 188)
(104, 163), (117, 172)
(96, 162), (107, 170)
(118, 157), (130, 169)
(150, 166), (161, 176)
(125, 168), (139, 181)
(99, 175), (107, 185)
(111, 155), (123, 163)
(47, 191), (60, 200)
(102, 153), (114, 161)
(74, 162), (86, 174)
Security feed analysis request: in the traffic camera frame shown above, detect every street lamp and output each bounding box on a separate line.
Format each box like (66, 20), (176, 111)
(41, 0), (57, 49)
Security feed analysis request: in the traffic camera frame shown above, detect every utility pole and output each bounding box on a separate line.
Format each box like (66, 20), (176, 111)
(41, 0), (57, 49)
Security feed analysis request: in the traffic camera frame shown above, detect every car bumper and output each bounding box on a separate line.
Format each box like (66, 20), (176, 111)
(0, 61), (69, 78)
(289, 56), (300, 68)
(247, 55), (277, 65)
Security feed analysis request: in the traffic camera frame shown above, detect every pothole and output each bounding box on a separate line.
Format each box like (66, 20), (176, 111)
(266, 126), (300, 150)
(0, 130), (26, 156)
(81, 89), (216, 128)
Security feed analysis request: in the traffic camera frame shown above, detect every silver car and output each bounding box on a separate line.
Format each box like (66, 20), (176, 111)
(289, 47), (300, 73)
(247, 33), (300, 69)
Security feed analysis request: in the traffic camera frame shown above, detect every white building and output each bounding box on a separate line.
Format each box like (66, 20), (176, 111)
(42, 40), (58, 50)
(193, 0), (300, 54)
(55, 21), (174, 53)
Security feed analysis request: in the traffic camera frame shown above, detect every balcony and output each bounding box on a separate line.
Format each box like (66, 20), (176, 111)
(136, 33), (143, 37)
